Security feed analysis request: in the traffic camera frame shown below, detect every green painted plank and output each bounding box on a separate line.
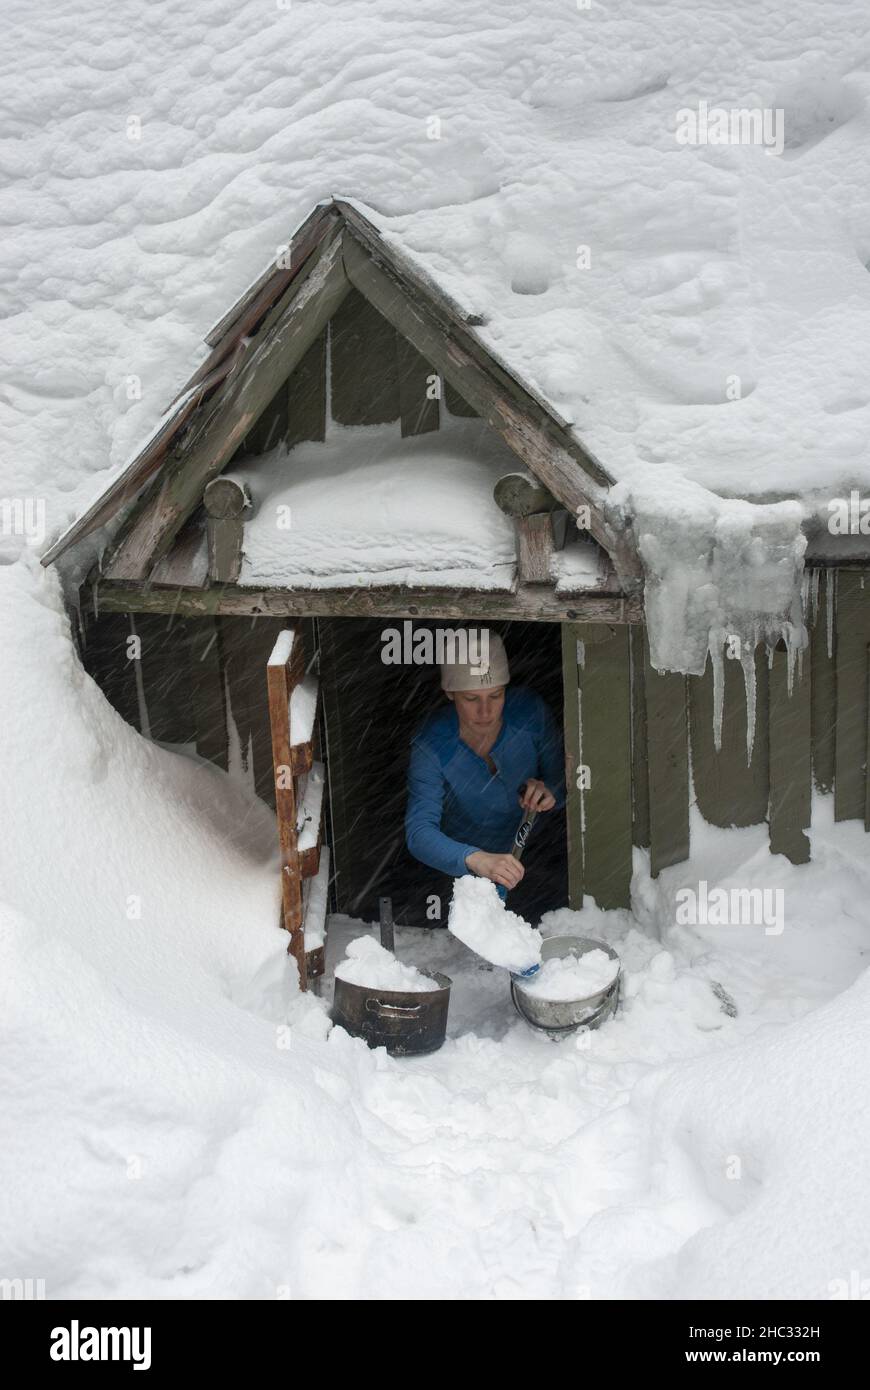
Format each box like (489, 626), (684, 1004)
(689, 647), (769, 827)
(397, 334), (439, 437)
(561, 624), (584, 909)
(644, 633), (689, 876)
(834, 570), (870, 821)
(220, 615), (290, 808)
(629, 625), (650, 850)
(82, 611), (141, 732)
(135, 614), (197, 744)
(286, 330), (326, 448)
(810, 568), (836, 794)
(188, 617), (229, 770)
(769, 644), (811, 863)
(330, 287), (400, 425)
(578, 624), (633, 908)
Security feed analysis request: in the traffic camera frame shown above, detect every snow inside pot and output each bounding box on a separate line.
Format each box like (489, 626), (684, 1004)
(511, 936), (620, 1037)
(331, 937), (452, 1057)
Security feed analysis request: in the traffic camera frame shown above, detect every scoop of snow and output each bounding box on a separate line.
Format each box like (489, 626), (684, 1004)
(517, 947), (618, 1002)
(447, 876), (542, 973)
(334, 935), (439, 992)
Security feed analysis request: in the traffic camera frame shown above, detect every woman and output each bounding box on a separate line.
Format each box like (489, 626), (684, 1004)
(405, 631), (566, 921)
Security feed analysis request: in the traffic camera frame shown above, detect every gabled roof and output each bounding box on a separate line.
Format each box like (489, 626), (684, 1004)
(42, 197), (642, 590)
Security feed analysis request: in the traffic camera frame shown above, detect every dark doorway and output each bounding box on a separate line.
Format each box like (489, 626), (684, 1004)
(318, 617), (567, 926)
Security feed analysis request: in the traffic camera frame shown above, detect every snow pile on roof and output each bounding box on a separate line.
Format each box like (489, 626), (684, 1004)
(4, 0), (870, 672)
(232, 418), (517, 590)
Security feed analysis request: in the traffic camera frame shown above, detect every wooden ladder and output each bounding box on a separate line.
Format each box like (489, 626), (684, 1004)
(266, 624), (328, 990)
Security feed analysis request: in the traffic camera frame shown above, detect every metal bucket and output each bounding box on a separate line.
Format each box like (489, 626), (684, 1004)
(511, 936), (620, 1038)
(331, 971), (452, 1056)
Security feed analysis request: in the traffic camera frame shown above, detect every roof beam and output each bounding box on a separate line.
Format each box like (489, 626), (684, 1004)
(87, 578), (642, 625)
(102, 226), (351, 581)
(338, 220), (641, 587)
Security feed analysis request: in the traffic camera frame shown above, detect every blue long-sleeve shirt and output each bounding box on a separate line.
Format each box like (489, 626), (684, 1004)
(405, 685), (566, 880)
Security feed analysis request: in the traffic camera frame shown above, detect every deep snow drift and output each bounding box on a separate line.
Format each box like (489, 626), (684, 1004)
(1, 559), (870, 1298)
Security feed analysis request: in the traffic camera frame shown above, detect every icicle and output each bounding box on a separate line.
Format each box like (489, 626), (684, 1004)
(710, 635), (725, 753)
(800, 568), (812, 623)
(785, 628), (798, 697)
(826, 567), (835, 660)
(800, 569), (817, 625)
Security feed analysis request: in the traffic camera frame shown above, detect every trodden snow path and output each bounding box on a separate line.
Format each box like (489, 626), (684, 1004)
(319, 808), (870, 1300)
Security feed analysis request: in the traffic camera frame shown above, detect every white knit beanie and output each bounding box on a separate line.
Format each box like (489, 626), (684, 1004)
(440, 631), (510, 692)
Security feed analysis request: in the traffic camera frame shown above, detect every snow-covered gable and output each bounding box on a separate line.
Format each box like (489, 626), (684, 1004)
(43, 198), (631, 605)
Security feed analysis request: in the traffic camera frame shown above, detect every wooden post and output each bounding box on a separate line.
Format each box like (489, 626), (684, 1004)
(573, 622), (633, 909)
(561, 623), (584, 909)
(865, 644), (870, 833)
(810, 568), (835, 794)
(834, 570), (870, 821)
(266, 627), (307, 986)
(494, 473), (559, 585)
(629, 626), (650, 850)
(644, 632), (690, 876)
(203, 476), (250, 583)
(769, 642), (811, 862)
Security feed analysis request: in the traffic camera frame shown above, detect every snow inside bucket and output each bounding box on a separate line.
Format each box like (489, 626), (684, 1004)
(331, 936), (452, 1057)
(511, 937), (621, 1036)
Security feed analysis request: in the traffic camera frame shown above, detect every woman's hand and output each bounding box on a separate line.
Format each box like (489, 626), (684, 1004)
(519, 779), (555, 813)
(465, 850), (525, 890)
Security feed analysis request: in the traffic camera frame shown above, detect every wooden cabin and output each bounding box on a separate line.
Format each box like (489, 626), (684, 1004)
(43, 198), (870, 989)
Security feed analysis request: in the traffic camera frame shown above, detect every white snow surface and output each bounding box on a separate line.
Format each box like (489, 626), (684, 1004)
(3, 0), (870, 1300)
(5, 0), (870, 667)
(518, 947), (619, 1002)
(448, 876), (544, 973)
(232, 419), (517, 591)
(334, 936), (439, 992)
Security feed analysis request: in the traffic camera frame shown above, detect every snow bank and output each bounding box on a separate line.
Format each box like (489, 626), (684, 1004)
(334, 936), (438, 992)
(447, 876), (542, 973)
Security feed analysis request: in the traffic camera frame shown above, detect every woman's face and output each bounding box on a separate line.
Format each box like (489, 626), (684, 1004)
(449, 687), (505, 731)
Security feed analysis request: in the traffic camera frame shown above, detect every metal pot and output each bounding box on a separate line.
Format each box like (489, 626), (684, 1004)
(331, 971), (452, 1056)
(511, 935), (620, 1037)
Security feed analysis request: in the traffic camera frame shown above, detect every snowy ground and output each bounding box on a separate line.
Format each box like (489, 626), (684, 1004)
(2, 557), (868, 1300)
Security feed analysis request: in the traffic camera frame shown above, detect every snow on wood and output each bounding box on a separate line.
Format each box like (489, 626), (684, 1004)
(267, 628), (295, 667)
(550, 537), (612, 595)
(231, 417), (517, 591)
(289, 673), (318, 748)
(301, 842), (329, 951)
(296, 761), (325, 851)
